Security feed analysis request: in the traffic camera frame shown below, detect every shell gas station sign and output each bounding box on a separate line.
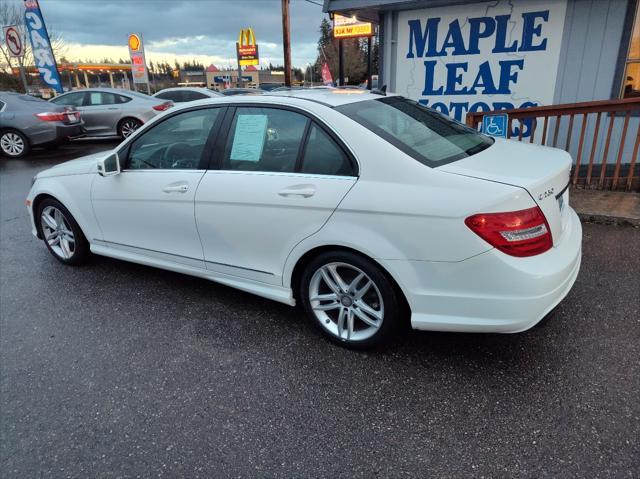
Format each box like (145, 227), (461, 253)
(237, 28), (259, 67)
(128, 33), (149, 85)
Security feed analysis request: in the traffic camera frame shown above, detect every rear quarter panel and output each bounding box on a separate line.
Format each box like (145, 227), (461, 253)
(281, 105), (537, 284)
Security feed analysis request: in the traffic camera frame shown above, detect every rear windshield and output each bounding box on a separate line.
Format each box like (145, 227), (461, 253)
(335, 96), (493, 167)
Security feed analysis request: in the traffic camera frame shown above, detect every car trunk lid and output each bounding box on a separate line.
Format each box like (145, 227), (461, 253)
(438, 138), (572, 245)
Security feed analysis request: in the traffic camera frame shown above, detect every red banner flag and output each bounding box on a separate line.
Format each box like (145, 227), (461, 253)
(321, 62), (333, 86)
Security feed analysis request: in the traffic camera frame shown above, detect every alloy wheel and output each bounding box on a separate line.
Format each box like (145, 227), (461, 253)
(308, 262), (384, 342)
(1, 132), (25, 156)
(40, 206), (76, 260)
(120, 120), (140, 138)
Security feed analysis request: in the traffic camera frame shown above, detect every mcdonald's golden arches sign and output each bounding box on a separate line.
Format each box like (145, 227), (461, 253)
(237, 28), (259, 66)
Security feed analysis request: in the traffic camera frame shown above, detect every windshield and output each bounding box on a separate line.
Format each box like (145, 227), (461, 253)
(335, 96), (493, 166)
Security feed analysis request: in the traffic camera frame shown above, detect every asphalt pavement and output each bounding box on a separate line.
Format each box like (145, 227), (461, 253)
(1, 141), (639, 478)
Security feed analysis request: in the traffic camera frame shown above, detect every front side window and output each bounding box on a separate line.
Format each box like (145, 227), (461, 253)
(621, 1), (640, 98)
(222, 107), (308, 172)
(50, 92), (85, 107)
(336, 97), (493, 166)
(126, 108), (221, 170)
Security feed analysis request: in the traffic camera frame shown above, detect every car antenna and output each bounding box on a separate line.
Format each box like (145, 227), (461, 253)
(370, 85), (387, 96)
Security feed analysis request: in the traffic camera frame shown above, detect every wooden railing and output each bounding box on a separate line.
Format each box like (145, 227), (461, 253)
(466, 97), (640, 192)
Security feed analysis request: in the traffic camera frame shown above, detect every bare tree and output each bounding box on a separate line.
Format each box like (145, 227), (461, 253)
(0, 0), (67, 74)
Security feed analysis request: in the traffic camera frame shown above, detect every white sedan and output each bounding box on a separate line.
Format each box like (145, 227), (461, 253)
(26, 90), (582, 348)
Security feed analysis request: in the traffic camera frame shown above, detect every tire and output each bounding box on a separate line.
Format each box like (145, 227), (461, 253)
(37, 198), (90, 265)
(299, 251), (401, 349)
(0, 129), (30, 158)
(117, 118), (142, 139)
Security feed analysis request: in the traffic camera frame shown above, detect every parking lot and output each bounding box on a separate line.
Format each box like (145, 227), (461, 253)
(1, 141), (639, 477)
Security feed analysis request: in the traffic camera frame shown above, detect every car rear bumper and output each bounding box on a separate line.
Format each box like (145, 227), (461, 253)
(380, 207), (582, 333)
(30, 123), (85, 146)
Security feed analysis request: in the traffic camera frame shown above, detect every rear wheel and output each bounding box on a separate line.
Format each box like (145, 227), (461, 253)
(299, 251), (401, 349)
(118, 118), (142, 139)
(37, 198), (90, 265)
(0, 130), (30, 158)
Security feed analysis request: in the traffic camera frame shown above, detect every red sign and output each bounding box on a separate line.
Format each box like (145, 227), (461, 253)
(321, 63), (334, 85)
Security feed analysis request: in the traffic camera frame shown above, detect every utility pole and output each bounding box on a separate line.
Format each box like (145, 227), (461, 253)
(281, 0), (292, 87)
(366, 36), (373, 90)
(17, 56), (28, 94)
(338, 40), (344, 86)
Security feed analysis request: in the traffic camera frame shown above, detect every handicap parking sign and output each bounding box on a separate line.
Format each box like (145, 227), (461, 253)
(482, 114), (508, 138)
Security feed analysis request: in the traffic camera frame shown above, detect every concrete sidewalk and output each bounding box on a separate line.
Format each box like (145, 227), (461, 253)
(571, 189), (640, 226)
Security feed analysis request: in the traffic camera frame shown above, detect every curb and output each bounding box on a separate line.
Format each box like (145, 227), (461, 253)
(577, 212), (640, 227)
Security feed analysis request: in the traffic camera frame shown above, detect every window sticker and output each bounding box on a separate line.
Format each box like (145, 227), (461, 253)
(230, 114), (268, 162)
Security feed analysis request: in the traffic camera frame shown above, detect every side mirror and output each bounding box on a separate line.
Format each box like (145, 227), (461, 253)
(98, 152), (120, 177)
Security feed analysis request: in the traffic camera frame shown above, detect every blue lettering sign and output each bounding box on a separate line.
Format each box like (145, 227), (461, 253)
(24, 0), (62, 93)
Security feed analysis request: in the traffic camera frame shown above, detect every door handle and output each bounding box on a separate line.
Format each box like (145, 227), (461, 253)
(278, 184), (316, 198)
(107, 107), (119, 110)
(162, 183), (189, 193)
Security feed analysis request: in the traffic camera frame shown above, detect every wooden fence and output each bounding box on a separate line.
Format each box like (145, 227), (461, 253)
(466, 97), (640, 192)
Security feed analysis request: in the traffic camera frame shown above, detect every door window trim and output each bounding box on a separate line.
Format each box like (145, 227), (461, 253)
(117, 105), (228, 171)
(207, 103), (359, 177)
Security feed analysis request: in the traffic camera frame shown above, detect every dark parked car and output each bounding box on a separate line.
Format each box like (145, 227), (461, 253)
(0, 91), (84, 158)
(219, 88), (264, 96)
(153, 87), (222, 103)
(257, 83), (284, 91)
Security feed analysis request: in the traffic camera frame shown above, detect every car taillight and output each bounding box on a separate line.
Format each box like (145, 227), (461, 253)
(465, 206), (553, 257)
(152, 102), (172, 111)
(35, 112), (66, 121)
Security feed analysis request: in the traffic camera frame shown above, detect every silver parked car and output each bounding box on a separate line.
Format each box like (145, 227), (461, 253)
(153, 87), (222, 103)
(0, 91), (84, 158)
(49, 88), (172, 139)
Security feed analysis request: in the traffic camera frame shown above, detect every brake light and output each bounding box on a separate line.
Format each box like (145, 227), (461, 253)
(465, 206), (553, 257)
(152, 102), (172, 111)
(35, 112), (66, 121)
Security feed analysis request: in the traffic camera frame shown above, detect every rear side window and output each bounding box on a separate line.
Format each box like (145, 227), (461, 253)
(183, 90), (209, 101)
(336, 96), (493, 166)
(156, 91), (183, 102)
(86, 92), (118, 106)
(116, 95), (132, 104)
(301, 124), (354, 176)
(222, 107), (308, 173)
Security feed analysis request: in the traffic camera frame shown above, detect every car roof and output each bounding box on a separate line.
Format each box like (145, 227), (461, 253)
(267, 88), (391, 107)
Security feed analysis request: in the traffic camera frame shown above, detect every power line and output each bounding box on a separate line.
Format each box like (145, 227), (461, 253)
(304, 0), (324, 6)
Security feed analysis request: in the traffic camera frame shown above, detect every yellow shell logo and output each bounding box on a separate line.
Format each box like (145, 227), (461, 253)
(128, 34), (141, 52)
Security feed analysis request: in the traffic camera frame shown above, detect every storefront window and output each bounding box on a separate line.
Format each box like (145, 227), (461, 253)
(622, 1), (640, 98)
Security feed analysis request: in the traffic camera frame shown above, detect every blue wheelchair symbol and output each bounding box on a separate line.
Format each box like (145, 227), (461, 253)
(482, 114), (508, 138)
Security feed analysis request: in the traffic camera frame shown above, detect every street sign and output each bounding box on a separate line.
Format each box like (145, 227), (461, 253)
(237, 28), (259, 67)
(128, 33), (149, 85)
(3, 26), (23, 58)
(333, 14), (373, 39)
(482, 113), (508, 138)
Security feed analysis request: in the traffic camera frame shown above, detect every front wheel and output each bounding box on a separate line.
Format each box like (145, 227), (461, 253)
(0, 130), (30, 158)
(37, 198), (90, 265)
(118, 118), (142, 139)
(299, 251), (401, 349)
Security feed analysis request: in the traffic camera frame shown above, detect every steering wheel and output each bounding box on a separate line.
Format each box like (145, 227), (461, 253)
(163, 143), (196, 169)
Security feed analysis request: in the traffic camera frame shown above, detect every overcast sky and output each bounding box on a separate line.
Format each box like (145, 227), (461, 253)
(21, 0), (328, 68)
